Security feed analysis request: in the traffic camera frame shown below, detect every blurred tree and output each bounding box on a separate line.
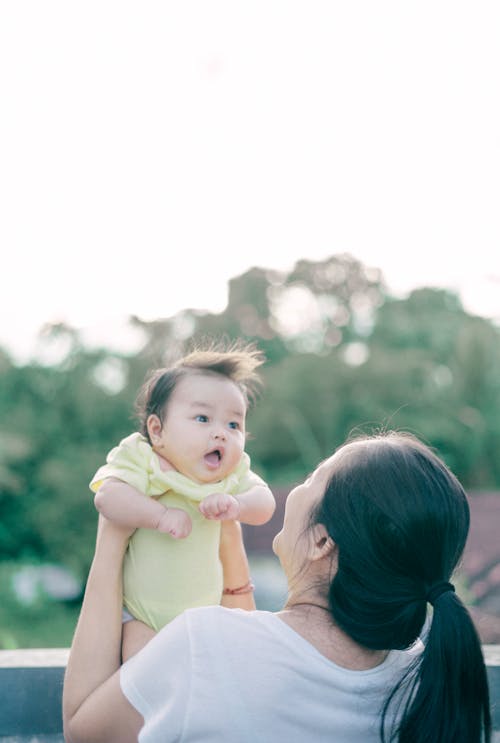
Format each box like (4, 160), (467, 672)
(133, 254), (387, 363)
(370, 288), (466, 359)
(366, 288), (500, 485)
(2, 255), (500, 648)
(246, 350), (355, 482)
(276, 253), (386, 350)
(194, 267), (289, 363)
(248, 285), (500, 487)
(0, 327), (139, 576)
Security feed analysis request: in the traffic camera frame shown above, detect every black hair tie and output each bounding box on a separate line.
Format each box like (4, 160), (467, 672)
(426, 581), (455, 606)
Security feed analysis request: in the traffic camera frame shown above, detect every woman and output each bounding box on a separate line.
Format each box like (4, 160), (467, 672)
(63, 432), (491, 742)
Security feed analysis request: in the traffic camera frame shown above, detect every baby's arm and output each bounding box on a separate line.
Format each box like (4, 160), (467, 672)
(233, 484), (275, 525)
(199, 484), (275, 526)
(94, 478), (192, 538)
(219, 520), (256, 611)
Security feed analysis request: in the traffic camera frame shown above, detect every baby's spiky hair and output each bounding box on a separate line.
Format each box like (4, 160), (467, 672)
(136, 338), (265, 440)
(176, 339), (264, 402)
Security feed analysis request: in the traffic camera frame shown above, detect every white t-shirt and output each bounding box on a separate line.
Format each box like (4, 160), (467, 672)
(120, 606), (422, 743)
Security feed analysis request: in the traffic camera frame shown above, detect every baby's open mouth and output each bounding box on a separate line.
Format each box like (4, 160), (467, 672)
(204, 449), (222, 467)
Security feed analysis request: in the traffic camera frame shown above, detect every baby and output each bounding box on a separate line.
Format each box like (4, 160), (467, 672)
(90, 343), (275, 660)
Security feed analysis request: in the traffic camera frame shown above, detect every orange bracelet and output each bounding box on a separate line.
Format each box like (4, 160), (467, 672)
(222, 579), (255, 595)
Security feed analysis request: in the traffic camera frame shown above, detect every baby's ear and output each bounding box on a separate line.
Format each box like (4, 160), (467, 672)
(309, 523), (336, 562)
(146, 414), (163, 443)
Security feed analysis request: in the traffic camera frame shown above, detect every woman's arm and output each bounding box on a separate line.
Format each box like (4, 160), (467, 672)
(219, 520), (256, 611)
(63, 517), (143, 743)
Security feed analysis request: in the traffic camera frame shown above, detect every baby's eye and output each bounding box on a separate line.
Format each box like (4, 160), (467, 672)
(195, 414), (209, 423)
(228, 421), (240, 430)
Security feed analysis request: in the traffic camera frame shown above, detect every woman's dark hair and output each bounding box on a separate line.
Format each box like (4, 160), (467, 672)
(312, 431), (491, 743)
(135, 340), (264, 442)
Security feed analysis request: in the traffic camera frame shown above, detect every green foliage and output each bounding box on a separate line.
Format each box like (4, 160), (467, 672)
(0, 561), (80, 648)
(368, 289), (500, 484)
(0, 341), (139, 576)
(1, 254), (500, 646)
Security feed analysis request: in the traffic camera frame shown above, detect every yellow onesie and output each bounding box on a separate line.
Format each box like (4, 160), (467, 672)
(90, 433), (265, 631)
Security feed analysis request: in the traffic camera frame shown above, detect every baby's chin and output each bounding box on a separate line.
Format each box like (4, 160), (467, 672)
(176, 454), (243, 484)
(197, 468), (233, 484)
(196, 466), (236, 485)
(178, 466), (235, 485)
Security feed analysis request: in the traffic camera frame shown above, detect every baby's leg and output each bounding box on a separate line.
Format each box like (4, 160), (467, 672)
(122, 619), (156, 662)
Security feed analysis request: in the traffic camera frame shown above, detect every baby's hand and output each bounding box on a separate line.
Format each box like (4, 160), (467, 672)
(156, 507), (192, 539)
(199, 493), (240, 521)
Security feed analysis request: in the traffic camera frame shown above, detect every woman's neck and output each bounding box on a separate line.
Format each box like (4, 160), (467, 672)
(277, 595), (389, 671)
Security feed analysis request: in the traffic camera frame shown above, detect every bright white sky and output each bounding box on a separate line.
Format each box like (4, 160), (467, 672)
(1, 1), (499, 363)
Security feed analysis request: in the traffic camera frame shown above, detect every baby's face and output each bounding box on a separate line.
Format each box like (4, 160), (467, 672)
(149, 372), (247, 484)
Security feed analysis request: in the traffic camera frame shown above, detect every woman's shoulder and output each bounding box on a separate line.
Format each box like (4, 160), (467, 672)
(181, 606), (422, 681)
(138, 607), (281, 669)
(169, 606), (423, 667)
(181, 606), (283, 643)
(184, 605), (275, 628)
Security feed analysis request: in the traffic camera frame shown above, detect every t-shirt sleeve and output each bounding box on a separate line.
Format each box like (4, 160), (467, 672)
(120, 612), (192, 742)
(89, 434), (151, 494)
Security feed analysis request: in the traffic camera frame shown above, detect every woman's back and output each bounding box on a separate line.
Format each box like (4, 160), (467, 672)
(120, 606), (422, 743)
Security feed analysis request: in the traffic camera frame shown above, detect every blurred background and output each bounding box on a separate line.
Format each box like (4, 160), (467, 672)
(1, 255), (500, 647)
(1, 2), (499, 647)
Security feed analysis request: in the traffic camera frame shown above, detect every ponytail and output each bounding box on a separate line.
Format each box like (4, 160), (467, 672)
(383, 591), (491, 742)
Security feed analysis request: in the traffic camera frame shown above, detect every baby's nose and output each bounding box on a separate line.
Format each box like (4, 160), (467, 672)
(212, 427), (227, 440)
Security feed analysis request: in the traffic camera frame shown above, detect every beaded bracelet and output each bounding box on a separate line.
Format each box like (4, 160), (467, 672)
(222, 579), (255, 595)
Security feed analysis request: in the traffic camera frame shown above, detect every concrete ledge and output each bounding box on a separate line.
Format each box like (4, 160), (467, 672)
(486, 646), (500, 732)
(0, 647), (499, 737)
(0, 651), (68, 740)
(0, 737), (64, 742)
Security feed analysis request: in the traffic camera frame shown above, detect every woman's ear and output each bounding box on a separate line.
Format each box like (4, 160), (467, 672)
(146, 414), (162, 443)
(309, 523), (336, 562)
